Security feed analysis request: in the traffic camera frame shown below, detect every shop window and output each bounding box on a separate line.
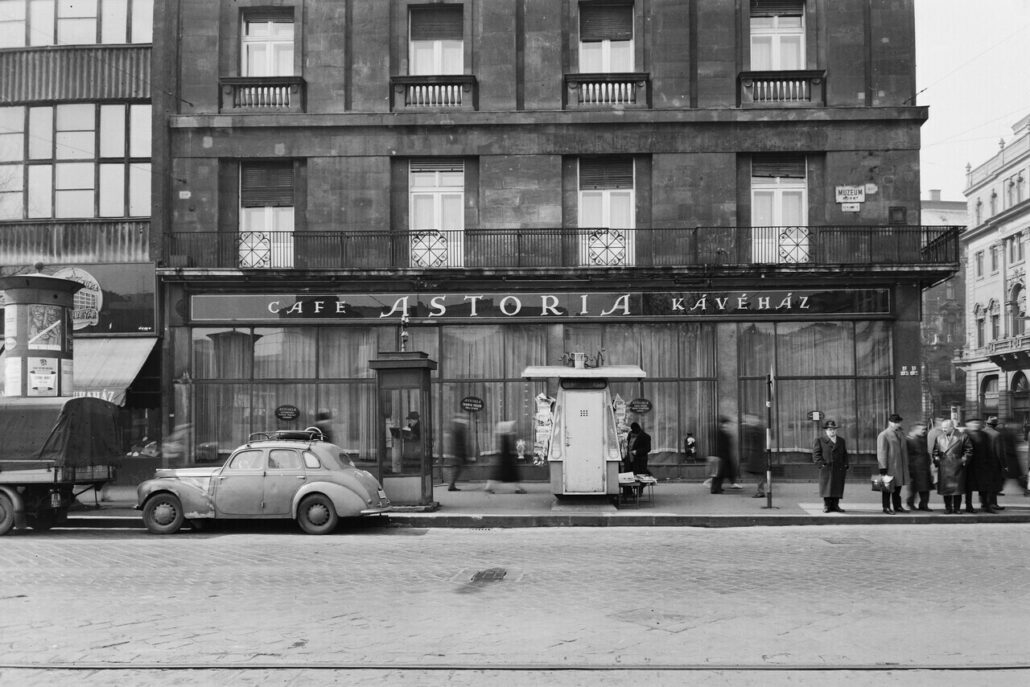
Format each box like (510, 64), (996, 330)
(578, 156), (635, 266)
(409, 5), (463, 75)
(240, 162), (295, 268)
(750, 0), (805, 71)
(579, 2), (634, 73)
(0, 0), (152, 47)
(409, 159), (465, 267)
(750, 154), (808, 263)
(242, 10), (295, 77)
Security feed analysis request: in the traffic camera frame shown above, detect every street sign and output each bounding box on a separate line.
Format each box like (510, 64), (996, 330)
(807, 410), (823, 421)
(460, 396), (485, 412)
(275, 404), (300, 421)
(628, 398), (653, 414)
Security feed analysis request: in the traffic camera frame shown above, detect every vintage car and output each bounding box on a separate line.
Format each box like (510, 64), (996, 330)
(136, 429), (391, 534)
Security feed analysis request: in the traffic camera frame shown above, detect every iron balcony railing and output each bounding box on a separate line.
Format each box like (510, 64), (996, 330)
(0, 219), (151, 264)
(164, 225), (960, 271)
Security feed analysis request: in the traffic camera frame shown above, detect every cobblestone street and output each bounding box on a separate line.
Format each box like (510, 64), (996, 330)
(2, 524), (1029, 685)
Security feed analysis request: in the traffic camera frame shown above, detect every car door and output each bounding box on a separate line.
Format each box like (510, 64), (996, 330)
(214, 448), (266, 515)
(263, 448), (307, 515)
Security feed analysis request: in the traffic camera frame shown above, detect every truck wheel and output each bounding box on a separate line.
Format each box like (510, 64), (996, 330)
(143, 494), (184, 534)
(297, 494), (338, 535)
(0, 494), (15, 536)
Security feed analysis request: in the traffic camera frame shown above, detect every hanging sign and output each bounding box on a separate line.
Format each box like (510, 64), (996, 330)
(628, 398), (653, 414)
(460, 396), (485, 412)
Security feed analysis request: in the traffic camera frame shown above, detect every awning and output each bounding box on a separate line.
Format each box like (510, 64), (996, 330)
(73, 337), (158, 406)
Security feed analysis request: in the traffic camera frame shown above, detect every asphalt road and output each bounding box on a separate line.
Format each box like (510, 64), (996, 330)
(1, 523), (1028, 686)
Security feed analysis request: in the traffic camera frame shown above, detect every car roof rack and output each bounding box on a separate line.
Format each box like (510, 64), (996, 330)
(247, 428), (325, 443)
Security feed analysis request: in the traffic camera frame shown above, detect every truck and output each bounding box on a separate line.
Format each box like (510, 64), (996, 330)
(0, 396), (120, 535)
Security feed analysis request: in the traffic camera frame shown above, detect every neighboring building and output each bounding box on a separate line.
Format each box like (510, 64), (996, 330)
(920, 189), (966, 422)
(0, 0), (160, 479)
(958, 114), (1030, 431)
(153, 0), (958, 479)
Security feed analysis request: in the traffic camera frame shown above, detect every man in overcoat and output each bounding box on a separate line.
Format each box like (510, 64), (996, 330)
(931, 419), (972, 514)
(876, 413), (910, 514)
(905, 422), (933, 511)
(812, 420), (849, 513)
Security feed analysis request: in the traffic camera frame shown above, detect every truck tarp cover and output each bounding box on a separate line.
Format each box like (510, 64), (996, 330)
(0, 397), (121, 466)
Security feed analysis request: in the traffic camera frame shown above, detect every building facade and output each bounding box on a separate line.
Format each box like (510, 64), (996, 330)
(958, 114), (1030, 431)
(154, 0), (958, 479)
(0, 0), (160, 482)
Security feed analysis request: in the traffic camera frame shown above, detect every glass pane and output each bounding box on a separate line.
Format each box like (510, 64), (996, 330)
(58, 18), (96, 44)
(273, 44), (293, 76)
(609, 40), (634, 72)
(27, 164), (51, 218)
(440, 40), (463, 74)
(29, 0), (54, 45)
(28, 107), (53, 159)
(254, 328), (316, 379)
(55, 189), (94, 217)
(609, 191), (633, 228)
(781, 190), (805, 226)
(98, 163), (124, 216)
(131, 0), (153, 43)
(55, 162), (93, 189)
(128, 162), (149, 216)
(245, 44), (268, 76)
(780, 35), (803, 70)
(579, 191), (603, 226)
(752, 190), (774, 225)
(411, 194), (435, 229)
(751, 36), (772, 70)
(100, 0), (127, 43)
(129, 104), (150, 157)
(441, 193), (462, 229)
(410, 41), (434, 75)
(193, 328), (254, 379)
(579, 41), (603, 72)
(99, 105), (125, 158)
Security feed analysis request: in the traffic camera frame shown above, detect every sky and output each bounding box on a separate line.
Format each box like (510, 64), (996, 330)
(916, 0), (1030, 201)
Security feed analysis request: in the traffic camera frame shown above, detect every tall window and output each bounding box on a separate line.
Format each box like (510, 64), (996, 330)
(239, 162), (295, 269)
(409, 159), (465, 268)
(751, 154), (808, 263)
(579, 2), (634, 72)
(0, 103), (150, 220)
(409, 5), (463, 75)
(0, 0), (153, 47)
(750, 0), (805, 71)
(242, 11), (294, 77)
(579, 156), (635, 266)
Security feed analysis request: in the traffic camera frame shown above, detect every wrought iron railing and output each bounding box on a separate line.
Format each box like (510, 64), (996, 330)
(738, 70), (826, 106)
(390, 75), (478, 111)
(164, 225), (960, 271)
(564, 73), (651, 109)
(0, 219), (151, 264)
(219, 76), (306, 112)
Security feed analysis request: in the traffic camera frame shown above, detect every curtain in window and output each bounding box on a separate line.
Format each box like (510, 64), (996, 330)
(580, 3), (633, 41)
(254, 327), (316, 379)
(777, 322), (854, 376)
(777, 379), (854, 452)
(193, 328), (254, 379)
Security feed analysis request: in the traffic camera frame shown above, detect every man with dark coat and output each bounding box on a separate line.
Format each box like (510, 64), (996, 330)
(876, 413), (910, 514)
(905, 422), (933, 511)
(812, 420), (849, 513)
(931, 419), (972, 514)
(977, 417), (1008, 513)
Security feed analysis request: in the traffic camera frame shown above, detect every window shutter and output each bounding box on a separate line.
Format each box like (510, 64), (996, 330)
(241, 162), (295, 207)
(750, 0), (804, 18)
(580, 157), (634, 189)
(751, 154), (806, 179)
(410, 5), (463, 41)
(410, 159), (464, 174)
(580, 3), (633, 42)
(243, 9), (294, 24)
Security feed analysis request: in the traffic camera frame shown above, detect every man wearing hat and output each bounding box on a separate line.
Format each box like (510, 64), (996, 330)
(812, 420), (849, 513)
(876, 414), (910, 514)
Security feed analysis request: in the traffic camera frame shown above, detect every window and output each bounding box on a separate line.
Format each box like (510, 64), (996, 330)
(751, 154), (808, 263)
(0, 0), (152, 47)
(579, 2), (634, 72)
(409, 159), (465, 267)
(240, 162), (295, 268)
(975, 251), (983, 277)
(0, 103), (150, 219)
(242, 10), (294, 77)
(409, 5), (463, 75)
(579, 156), (635, 266)
(750, 0), (805, 70)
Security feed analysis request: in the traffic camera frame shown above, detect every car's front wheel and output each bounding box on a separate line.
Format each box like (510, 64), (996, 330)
(297, 494), (338, 535)
(143, 493), (185, 534)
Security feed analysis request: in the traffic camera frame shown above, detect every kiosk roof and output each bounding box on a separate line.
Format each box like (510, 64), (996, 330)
(521, 365), (646, 380)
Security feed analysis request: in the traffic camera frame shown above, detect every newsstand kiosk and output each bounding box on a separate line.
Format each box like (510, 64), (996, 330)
(521, 364), (646, 496)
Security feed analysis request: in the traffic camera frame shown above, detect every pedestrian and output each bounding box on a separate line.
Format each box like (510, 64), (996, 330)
(485, 420), (526, 494)
(931, 419), (972, 514)
(876, 413), (910, 514)
(710, 416), (742, 493)
(444, 415), (470, 491)
(625, 422), (652, 475)
(974, 417), (1006, 513)
(812, 420), (849, 513)
(905, 422), (933, 511)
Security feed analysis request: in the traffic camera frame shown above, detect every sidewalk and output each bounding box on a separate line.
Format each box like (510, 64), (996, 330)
(63, 478), (1030, 530)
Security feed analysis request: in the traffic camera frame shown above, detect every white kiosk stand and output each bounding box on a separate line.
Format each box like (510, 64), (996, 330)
(521, 364), (646, 496)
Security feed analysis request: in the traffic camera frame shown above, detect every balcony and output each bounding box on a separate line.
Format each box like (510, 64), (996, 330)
(564, 73), (651, 109)
(164, 225), (960, 272)
(738, 70), (826, 107)
(219, 77), (306, 113)
(390, 75), (478, 111)
(0, 220), (150, 264)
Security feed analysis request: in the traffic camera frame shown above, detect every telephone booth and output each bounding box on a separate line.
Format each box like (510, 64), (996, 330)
(369, 351), (437, 507)
(522, 364), (646, 496)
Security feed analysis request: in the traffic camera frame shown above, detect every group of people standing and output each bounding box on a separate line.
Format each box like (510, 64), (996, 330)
(814, 414), (1027, 514)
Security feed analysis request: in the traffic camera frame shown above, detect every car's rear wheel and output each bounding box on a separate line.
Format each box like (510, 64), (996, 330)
(143, 493), (184, 534)
(0, 494), (15, 536)
(297, 494), (338, 535)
